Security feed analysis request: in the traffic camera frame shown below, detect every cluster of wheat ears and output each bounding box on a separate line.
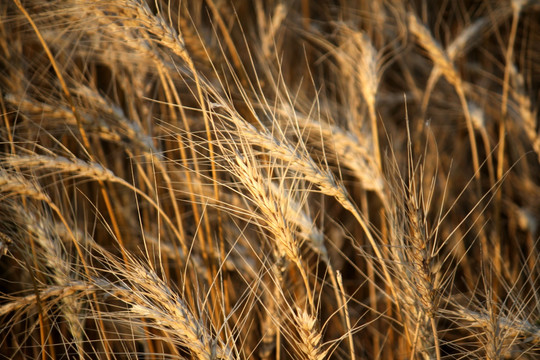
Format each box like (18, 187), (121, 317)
(0, 0), (539, 359)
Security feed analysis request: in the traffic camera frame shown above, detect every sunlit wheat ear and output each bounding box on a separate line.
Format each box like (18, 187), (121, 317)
(385, 122), (443, 360)
(338, 26), (382, 168)
(303, 23), (384, 171)
(451, 301), (540, 358)
(508, 63), (540, 162)
(208, 100), (395, 296)
(291, 307), (328, 360)
(18, 204), (85, 349)
(94, 253), (234, 360)
(0, 168), (50, 203)
(214, 130), (315, 305)
(89, 0), (190, 62)
(1, 153), (186, 240)
(420, 12), (505, 117)
(0, 194), (84, 350)
(277, 108), (384, 198)
(407, 12), (480, 182)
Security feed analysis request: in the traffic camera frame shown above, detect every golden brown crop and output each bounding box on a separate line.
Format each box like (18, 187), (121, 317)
(1, 1), (539, 359)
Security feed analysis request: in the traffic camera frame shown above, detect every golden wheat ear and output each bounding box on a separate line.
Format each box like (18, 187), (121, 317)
(2, 0), (540, 359)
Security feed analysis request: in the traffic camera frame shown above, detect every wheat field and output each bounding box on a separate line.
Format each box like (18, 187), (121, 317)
(0, 0), (539, 359)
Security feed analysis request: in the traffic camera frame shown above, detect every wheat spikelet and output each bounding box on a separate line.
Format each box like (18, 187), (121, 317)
(292, 307), (328, 360)
(0, 169), (50, 203)
(94, 254), (234, 360)
(385, 124), (443, 360)
(0, 283), (95, 317)
(408, 12), (481, 183)
(291, 112), (384, 196)
(508, 63), (540, 162)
